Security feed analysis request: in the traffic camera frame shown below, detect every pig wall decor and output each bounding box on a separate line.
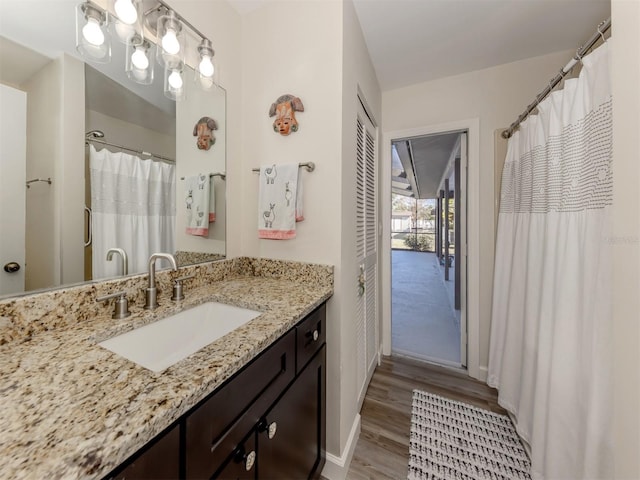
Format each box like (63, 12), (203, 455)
(268, 94), (304, 136)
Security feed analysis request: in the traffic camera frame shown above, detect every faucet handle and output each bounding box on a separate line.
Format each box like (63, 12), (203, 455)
(171, 274), (196, 301)
(96, 291), (131, 319)
(176, 273), (196, 283)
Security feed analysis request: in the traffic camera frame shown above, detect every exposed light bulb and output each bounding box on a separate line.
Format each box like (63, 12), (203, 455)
(162, 29), (180, 55)
(114, 0), (137, 25)
(168, 70), (183, 89)
(82, 17), (104, 46)
(131, 47), (149, 70)
(199, 56), (214, 78)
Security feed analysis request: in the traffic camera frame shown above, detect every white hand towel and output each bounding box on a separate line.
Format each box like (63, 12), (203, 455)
(295, 167), (304, 222)
(208, 176), (216, 223)
(258, 163), (299, 240)
(185, 173), (211, 236)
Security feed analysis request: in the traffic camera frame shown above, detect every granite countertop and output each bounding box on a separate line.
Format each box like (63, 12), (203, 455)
(0, 271), (332, 479)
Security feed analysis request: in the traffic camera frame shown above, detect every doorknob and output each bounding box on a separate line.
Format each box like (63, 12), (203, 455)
(3, 262), (20, 273)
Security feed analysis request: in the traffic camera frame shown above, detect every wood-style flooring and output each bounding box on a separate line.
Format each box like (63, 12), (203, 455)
(345, 355), (507, 479)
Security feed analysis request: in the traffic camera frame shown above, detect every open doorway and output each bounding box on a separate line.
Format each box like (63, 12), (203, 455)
(390, 131), (467, 368)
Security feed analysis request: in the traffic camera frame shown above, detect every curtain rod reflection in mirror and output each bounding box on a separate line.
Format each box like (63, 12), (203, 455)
(86, 137), (175, 163)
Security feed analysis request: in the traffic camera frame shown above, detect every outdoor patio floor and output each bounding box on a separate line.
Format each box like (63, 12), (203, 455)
(391, 250), (461, 366)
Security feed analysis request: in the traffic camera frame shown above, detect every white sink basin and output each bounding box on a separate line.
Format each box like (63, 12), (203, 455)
(98, 302), (261, 372)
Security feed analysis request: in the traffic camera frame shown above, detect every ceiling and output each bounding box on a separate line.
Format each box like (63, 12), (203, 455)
(352, 0), (611, 90)
(227, 0), (610, 90)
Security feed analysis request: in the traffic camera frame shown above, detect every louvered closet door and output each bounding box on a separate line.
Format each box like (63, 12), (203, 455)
(355, 101), (377, 407)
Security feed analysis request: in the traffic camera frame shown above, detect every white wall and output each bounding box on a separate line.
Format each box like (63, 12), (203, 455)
(238, 0), (381, 466)
(611, 0), (640, 476)
(165, 0), (242, 258)
(239, 0), (344, 457)
(175, 84), (226, 255)
(59, 54), (85, 287)
(338, 0), (382, 464)
(382, 49), (573, 376)
(24, 58), (62, 290)
(85, 110), (176, 159)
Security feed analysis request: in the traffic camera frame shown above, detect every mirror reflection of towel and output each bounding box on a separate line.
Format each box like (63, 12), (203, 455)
(185, 173), (214, 236)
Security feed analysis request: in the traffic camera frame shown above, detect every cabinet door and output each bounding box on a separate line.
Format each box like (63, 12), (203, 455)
(106, 424), (180, 480)
(213, 432), (257, 480)
(258, 345), (326, 480)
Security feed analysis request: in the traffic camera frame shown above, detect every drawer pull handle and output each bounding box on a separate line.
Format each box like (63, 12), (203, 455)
(259, 419), (278, 439)
(233, 446), (256, 471)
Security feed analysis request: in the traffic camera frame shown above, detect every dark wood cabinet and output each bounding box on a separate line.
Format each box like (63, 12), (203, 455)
(103, 302), (326, 480)
(213, 431), (257, 480)
(106, 424), (180, 480)
(258, 345), (326, 480)
(186, 330), (296, 479)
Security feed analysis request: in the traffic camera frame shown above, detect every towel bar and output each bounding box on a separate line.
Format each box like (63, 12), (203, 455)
(26, 178), (52, 188)
(180, 172), (226, 180)
(252, 162), (315, 173)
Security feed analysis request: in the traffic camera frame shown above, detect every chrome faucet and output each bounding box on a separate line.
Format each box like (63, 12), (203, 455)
(144, 253), (178, 310)
(106, 248), (128, 276)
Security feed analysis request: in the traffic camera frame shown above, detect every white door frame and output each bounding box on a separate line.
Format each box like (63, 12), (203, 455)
(380, 118), (482, 381)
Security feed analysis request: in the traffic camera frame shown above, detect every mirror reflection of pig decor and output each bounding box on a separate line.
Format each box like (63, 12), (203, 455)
(193, 116), (218, 150)
(269, 94), (304, 136)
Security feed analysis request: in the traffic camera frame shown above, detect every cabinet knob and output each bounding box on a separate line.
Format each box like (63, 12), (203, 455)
(259, 419), (278, 439)
(306, 329), (319, 342)
(233, 446), (256, 471)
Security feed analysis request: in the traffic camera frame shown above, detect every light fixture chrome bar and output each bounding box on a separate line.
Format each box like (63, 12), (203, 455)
(156, 0), (209, 44)
(502, 18), (611, 139)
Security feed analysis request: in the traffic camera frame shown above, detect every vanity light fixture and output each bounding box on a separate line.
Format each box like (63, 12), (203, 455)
(157, 10), (184, 66)
(76, 1), (111, 63)
(164, 60), (186, 101)
(75, 0), (217, 99)
(111, 0), (143, 45)
(196, 38), (216, 90)
(197, 39), (215, 77)
(126, 35), (154, 85)
(113, 0), (138, 25)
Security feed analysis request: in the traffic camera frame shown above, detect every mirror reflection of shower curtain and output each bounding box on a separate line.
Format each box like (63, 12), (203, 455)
(89, 145), (176, 279)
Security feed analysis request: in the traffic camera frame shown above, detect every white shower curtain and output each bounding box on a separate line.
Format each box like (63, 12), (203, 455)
(90, 145), (176, 279)
(488, 42), (613, 479)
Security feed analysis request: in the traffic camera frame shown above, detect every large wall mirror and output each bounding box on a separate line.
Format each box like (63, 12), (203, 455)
(0, 0), (226, 298)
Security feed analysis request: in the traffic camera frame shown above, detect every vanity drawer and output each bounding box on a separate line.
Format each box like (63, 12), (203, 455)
(185, 329), (295, 479)
(296, 303), (326, 373)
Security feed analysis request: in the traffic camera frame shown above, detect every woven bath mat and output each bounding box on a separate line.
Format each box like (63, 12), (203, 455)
(408, 390), (531, 480)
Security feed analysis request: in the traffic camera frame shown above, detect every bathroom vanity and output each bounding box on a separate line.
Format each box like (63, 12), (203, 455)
(107, 304), (326, 479)
(0, 258), (333, 479)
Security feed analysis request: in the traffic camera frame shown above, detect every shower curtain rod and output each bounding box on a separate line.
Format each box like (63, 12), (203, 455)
(501, 17), (611, 139)
(86, 137), (175, 163)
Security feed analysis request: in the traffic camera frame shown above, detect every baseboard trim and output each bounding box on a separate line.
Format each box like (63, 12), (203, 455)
(321, 414), (361, 480)
(478, 365), (488, 382)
